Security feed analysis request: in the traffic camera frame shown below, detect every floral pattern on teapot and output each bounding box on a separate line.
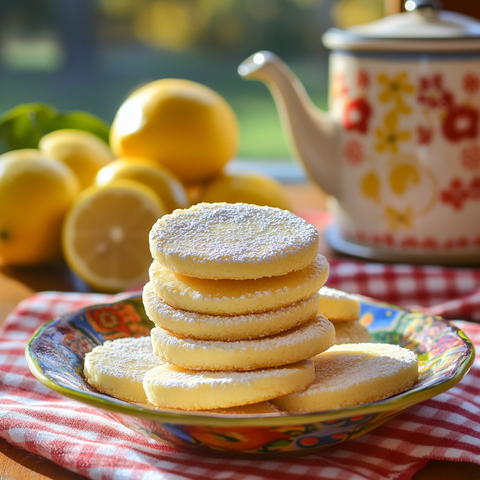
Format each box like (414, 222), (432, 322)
(330, 53), (480, 253)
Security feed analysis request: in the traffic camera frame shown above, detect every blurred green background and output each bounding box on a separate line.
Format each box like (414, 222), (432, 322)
(0, 0), (385, 162)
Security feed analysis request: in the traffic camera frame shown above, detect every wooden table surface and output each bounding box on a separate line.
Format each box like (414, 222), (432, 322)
(1, 181), (479, 480)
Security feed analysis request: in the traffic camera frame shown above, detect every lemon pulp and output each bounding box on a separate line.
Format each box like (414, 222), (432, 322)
(62, 180), (165, 292)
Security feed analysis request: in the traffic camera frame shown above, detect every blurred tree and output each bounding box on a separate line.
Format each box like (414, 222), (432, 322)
(94, 0), (384, 56)
(96, 0), (329, 56)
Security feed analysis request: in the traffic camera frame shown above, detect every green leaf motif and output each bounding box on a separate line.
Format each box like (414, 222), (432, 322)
(0, 102), (110, 154)
(263, 438), (292, 451)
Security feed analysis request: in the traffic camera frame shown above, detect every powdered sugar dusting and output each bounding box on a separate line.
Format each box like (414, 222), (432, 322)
(310, 343), (418, 392)
(85, 337), (163, 383)
(145, 282), (319, 327)
(320, 286), (356, 301)
(149, 203), (318, 271)
(145, 360), (313, 389)
(152, 315), (333, 353)
(148, 254), (328, 313)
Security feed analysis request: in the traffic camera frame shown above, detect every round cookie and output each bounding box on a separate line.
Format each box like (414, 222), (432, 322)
(149, 202), (319, 280)
(149, 253), (329, 315)
(202, 402), (285, 416)
(84, 336), (165, 404)
(318, 286), (361, 323)
(143, 360), (315, 410)
(143, 281), (320, 341)
(271, 343), (418, 413)
(150, 315), (335, 371)
(334, 321), (371, 344)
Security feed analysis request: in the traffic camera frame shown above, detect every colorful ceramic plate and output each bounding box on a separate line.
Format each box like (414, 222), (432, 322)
(26, 295), (474, 458)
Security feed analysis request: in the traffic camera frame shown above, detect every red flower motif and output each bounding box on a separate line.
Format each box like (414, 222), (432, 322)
(372, 234), (382, 245)
(440, 178), (469, 210)
(445, 237), (470, 250)
(422, 237), (439, 250)
(474, 235), (480, 248)
(383, 233), (395, 246)
(357, 70), (369, 89)
(343, 139), (364, 165)
(456, 237), (469, 249)
(444, 239), (456, 250)
(417, 125), (433, 145)
(461, 144), (480, 170)
(463, 73), (480, 95)
(400, 236), (419, 248)
(418, 74), (452, 109)
(442, 104), (479, 142)
(469, 176), (480, 199)
(343, 98), (372, 134)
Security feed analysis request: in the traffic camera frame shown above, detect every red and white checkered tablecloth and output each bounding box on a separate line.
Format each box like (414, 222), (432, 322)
(327, 259), (480, 321)
(1, 258), (480, 480)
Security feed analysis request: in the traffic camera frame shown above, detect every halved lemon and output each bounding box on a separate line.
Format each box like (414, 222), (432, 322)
(62, 180), (166, 292)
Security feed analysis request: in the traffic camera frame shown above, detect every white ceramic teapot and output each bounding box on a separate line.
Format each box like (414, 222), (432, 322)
(238, 1), (480, 265)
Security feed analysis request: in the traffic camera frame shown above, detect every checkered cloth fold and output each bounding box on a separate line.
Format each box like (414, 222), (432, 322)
(1, 258), (480, 480)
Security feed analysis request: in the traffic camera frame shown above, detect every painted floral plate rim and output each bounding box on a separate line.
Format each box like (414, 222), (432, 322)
(25, 294), (475, 427)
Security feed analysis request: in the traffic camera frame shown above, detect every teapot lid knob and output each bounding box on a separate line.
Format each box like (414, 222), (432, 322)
(404, 0), (442, 12)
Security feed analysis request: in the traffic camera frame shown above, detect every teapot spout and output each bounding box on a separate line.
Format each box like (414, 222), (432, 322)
(238, 51), (341, 198)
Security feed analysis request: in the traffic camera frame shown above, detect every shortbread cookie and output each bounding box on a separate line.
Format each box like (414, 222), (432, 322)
(150, 315), (335, 371)
(143, 360), (315, 410)
(84, 336), (164, 404)
(149, 202), (319, 280)
(143, 282), (320, 341)
(149, 254), (329, 315)
(203, 402), (285, 416)
(138, 400), (285, 415)
(334, 321), (371, 345)
(271, 343), (418, 413)
(318, 286), (361, 323)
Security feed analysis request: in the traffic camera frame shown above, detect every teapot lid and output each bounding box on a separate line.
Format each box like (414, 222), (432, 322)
(323, 0), (480, 52)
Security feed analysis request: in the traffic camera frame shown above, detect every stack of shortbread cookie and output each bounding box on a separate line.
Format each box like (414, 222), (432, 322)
(84, 202), (418, 414)
(317, 286), (371, 345)
(142, 202), (335, 410)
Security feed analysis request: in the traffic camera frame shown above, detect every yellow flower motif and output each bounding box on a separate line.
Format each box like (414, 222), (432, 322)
(375, 111), (411, 154)
(385, 205), (413, 230)
(361, 171), (381, 203)
(378, 72), (415, 114)
(389, 163), (420, 195)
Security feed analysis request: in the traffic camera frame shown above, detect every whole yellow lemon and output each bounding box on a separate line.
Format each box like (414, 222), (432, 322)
(198, 171), (292, 211)
(0, 157), (80, 266)
(109, 79), (238, 185)
(0, 149), (47, 162)
(95, 157), (189, 213)
(39, 129), (114, 190)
